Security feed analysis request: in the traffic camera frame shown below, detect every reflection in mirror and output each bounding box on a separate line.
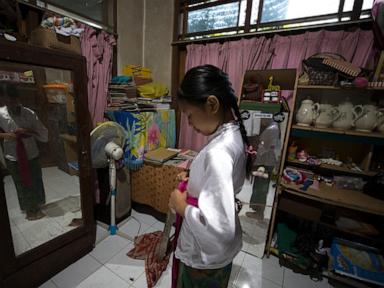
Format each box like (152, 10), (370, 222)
(237, 113), (289, 257)
(0, 63), (82, 256)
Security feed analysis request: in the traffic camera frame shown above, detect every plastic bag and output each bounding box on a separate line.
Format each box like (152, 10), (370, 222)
(333, 176), (366, 191)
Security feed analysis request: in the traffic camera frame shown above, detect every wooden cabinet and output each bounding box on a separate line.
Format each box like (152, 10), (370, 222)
(0, 40), (94, 288)
(267, 84), (384, 287)
(130, 163), (183, 214)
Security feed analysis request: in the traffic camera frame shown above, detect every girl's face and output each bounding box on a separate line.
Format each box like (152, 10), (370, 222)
(179, 97), (221, 136)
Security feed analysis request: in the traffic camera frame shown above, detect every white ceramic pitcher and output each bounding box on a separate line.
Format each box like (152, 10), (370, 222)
(332, 101), (354, 130)
(377, 111), (384, 134)
(313, 103), (340, 128)
(296, 99), (315, 126)
(353, 104), (382, 132)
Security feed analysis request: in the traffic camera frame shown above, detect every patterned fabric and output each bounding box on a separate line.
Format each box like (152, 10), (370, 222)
(172, 195), (198, 288)
(127, 231), (171, 288)
(106, 110), (176, 169)
(177, 262), (233, 288)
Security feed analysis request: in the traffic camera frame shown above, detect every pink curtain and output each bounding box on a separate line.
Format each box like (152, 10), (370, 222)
(79, 24), (116, 127)
(178, 28), (375, 151)
(178, 37), (273, 151)
(178, 43), (229, 150)
(79, 24), (116, 204)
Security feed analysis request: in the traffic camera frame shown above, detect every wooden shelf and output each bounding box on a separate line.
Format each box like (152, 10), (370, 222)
(278, 196), (381, 241)
(298, 85), (341, 89)
(324, 271), (374, 288)
(280, 182), (384, 216)
(298, 85), (384, 91)
(292, 124), (384, 139)
(0, 81), (37, 90)
(286, 159), (377, 177)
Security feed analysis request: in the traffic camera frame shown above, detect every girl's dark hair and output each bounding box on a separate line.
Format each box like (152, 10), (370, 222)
(178, 64), (252, 176)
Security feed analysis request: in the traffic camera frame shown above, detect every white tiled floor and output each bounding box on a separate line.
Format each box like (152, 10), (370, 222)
(39, 209), (332, 288)
(4, 167), (82, 256)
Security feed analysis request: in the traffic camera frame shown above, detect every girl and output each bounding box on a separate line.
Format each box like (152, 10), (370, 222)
(169, 65), (252, 287)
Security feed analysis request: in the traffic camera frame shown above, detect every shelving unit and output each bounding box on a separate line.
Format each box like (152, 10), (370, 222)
(59, 133), (78, 176)
(298, 85), (384, 90)
(286, 159), (377, 177)
(281, 182), (384, 216)
(278, 197), (381, 242)
(266, 82), (384, 287)
(292, 124), (384, 140)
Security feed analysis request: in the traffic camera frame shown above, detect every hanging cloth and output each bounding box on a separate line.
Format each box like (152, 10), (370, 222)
(15, 132), (32, 187)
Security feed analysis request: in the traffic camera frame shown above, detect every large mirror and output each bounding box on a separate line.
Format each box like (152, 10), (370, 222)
(0, 62), (82, 256)
(236, 69), (296, 258)
(238, 113), (289, 257)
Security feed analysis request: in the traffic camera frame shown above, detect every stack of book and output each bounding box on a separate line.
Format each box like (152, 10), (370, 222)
(144, 147), (179, 165)
(106, 77), (172, 112)
(136, 96), (172, 111)
(107, 76), (137, 111)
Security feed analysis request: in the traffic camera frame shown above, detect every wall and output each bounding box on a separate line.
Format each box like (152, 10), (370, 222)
(143, 0), (174, 89)
(116, 0), (144, 74)
(117, 0), (174, 89)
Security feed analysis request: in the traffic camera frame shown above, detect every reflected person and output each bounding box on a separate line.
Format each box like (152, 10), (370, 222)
(247, 121), (280, 220)
(0, 83), (48, 221)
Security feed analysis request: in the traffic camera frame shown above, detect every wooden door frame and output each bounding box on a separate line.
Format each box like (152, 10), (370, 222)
(0, 40), (95, 288)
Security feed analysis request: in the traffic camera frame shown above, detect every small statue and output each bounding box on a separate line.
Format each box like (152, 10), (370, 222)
(263, 76), (281, 103)
(267, 76), (280, 91)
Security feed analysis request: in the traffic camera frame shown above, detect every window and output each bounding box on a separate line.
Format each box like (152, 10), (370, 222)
(343, 0), (374, 11)
(188, 2), (240, 33)
(260, 0), (339, 23)
(178, 0), (374, 40)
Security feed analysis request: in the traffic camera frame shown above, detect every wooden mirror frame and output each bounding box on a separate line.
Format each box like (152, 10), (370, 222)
(0, 39), (95, 288)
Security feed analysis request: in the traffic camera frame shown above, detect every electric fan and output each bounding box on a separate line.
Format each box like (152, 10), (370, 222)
(91, 121), (127, 235)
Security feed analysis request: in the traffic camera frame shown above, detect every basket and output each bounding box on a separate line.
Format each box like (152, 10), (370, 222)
(30, 27), (81, 54)
(302, 53), (345, 86)
(306, 67), (338, 86)
(130, 164), (183, 213)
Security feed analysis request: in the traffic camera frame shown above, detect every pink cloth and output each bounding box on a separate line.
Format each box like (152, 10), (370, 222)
(178, 28), (375, 151)
(79, 24), (116, 127)
(127, 231), (170, 288)
(16, 133), (32, 187)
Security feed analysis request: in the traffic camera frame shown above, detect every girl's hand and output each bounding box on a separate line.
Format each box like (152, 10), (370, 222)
(1, 132), (16, 140)
(169, 188), (188, 217)
(15, 128), (33, 135)
(176, 171), (189, 182)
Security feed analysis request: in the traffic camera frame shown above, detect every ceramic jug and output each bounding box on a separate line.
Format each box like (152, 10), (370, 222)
(313, 103), (340, 128)
(296, 99), (315, 126)
(353, 104), (381, 132)
(332, 101), (354, 130)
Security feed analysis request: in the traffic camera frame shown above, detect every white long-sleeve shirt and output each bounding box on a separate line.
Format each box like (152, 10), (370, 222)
(175, 122), (246, 269)
(0, 106), (48, 161)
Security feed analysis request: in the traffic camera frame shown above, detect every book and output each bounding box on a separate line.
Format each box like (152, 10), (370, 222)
(144, 147), (178, 163)
(330, 238), (384, 285)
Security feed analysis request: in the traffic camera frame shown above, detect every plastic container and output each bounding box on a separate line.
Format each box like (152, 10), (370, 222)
(43, 83), (68, 104)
